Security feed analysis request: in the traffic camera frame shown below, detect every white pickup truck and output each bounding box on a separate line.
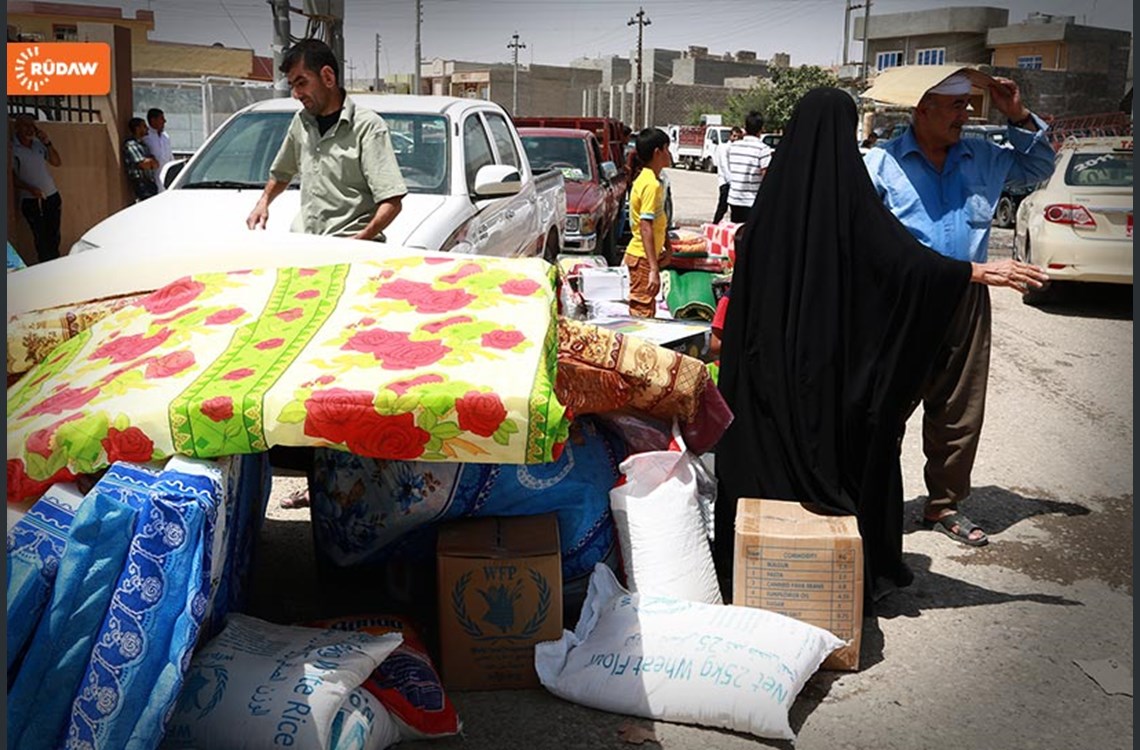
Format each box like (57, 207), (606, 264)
(71, 95), (566, 261)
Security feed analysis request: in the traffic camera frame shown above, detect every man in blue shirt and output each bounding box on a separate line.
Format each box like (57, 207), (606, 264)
(865, 70), (1054, 546)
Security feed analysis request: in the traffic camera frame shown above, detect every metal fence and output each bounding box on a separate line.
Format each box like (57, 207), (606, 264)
(7, 95), (102, 123)
(132, 77), (277, 156)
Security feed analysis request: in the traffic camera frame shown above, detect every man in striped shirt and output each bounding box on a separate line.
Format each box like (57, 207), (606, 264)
(726, 111), (774, 222)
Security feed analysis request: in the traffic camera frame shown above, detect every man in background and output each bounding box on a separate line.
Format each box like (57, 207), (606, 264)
(713, 126), (743, 224)
(11, 113), (62, 263)
(123, 117), (160, 203)
(142, 107), (174, 192)
(725, 111), (774, 223)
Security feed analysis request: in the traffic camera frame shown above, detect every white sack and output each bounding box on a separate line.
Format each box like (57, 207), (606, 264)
(609, 431), (722, 604)
(328, 686), (402, 750)
(534, 564), (844, 741)
(162, 614), (402, 750)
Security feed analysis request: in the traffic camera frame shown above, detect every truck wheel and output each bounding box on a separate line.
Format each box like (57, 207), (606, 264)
(702, 156), (713, 173)
(543, 230), (560, 264)
(995, 195), (1015, 229)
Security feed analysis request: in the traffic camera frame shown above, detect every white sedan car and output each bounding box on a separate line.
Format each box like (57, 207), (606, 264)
(1014, 135), (1133, 305)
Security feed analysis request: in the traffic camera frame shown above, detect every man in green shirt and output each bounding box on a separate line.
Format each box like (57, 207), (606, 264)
(247, 38), (407, 240)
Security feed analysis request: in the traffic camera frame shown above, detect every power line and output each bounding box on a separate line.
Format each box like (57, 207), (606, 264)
(218, 0), (256, 50)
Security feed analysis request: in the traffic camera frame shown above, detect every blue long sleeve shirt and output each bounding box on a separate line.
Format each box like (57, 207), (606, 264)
(863, 115), (1055, 263)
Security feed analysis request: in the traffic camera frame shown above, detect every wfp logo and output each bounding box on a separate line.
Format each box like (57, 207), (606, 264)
(7, 42), (111, 96)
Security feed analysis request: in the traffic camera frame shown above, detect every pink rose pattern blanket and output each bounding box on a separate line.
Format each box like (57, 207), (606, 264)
(7, 255), (569, 504)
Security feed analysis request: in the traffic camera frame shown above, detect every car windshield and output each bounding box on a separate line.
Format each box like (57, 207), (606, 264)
(177, 110), (449, 194)
(520, 136), (592, 181)
(1064, 151), (1133, 188)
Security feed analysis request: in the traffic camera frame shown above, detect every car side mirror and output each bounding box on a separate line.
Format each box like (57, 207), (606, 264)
(473, 164), (522, 197)
(600, 161), (618, 183)
(161, 159), (186, 189)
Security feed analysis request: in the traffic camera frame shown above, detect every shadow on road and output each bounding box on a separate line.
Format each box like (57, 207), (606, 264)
(871, 552), (1082, 620)
(901, 484), (1091, 537)
(1028, 282), (1133, 320)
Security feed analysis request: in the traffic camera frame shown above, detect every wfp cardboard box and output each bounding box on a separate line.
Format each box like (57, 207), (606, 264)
(437, 514), (563, 690)
(733, 498), (864, 671)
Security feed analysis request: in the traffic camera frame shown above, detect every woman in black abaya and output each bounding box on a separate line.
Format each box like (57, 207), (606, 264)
(714, 88), (971, 602)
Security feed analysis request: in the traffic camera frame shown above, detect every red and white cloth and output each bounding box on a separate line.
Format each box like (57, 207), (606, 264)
(701, 221), (742, 259)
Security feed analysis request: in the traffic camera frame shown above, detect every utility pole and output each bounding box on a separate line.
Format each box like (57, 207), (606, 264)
(374, 33), (381, 91)
(271, 0), (291, 98)
(346, 58), (356, 89)
(508, 31), (526, 116)
(413, 0), (422, 95)
(860, 0), (872, 87)
(627, 6), (650, 130)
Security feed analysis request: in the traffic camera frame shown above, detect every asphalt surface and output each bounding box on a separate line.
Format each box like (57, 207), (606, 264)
(249, 168), (1133, 749)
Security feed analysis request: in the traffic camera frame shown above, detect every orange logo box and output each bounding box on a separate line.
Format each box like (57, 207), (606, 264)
(8, 42), (111, 96)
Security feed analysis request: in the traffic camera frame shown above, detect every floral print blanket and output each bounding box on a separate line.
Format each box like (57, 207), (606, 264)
(7, 255), (569, 504)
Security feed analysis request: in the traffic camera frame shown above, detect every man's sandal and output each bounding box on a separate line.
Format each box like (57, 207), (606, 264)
(922, 512), (989, 547)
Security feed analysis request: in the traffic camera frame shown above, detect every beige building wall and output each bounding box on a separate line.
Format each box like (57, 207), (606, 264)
(133, 41), (261, 79)
(9, 122), (130, 264)
(7, 4), (153, 44)
(992, 42), (1067, 70)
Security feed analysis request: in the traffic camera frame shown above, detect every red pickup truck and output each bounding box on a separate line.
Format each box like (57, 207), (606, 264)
(518, 126), (629, 264)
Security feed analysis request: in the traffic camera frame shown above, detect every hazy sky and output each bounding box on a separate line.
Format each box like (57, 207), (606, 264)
(55, 0), (1133, 81)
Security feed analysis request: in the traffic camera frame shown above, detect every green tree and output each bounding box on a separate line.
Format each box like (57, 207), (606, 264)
(685, 104), (715, 125)
(766, 65), (841, 130)
(725, 81), (774, 128)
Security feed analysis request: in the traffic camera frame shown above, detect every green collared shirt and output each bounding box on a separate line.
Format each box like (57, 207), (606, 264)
(269, 94), (407, 239)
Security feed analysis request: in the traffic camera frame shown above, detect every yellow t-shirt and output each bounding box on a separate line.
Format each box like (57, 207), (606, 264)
(624, 168), (667, 260)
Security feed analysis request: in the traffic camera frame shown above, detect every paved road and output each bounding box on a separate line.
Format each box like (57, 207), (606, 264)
(252, 167), (1133, 749)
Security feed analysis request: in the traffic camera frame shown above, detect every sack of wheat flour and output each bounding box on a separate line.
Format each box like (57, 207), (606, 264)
(534, 564), (844, 741)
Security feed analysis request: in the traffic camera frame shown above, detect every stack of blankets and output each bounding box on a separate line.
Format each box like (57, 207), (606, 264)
(6, 454), (271, 749)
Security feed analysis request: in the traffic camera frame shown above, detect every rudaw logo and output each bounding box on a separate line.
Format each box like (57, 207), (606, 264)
(7, 43), (111, 96)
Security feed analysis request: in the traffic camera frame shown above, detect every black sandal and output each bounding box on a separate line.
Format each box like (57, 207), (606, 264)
(922, 512), (989, 547)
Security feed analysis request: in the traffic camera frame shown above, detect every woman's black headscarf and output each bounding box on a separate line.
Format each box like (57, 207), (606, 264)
(715, 88), (971, 601)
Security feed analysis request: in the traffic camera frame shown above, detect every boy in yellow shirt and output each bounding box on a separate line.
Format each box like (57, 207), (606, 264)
(623, 128), (672, 317)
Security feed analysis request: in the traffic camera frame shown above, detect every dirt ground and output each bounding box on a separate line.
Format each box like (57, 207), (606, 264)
(248, 169), (1133, 749)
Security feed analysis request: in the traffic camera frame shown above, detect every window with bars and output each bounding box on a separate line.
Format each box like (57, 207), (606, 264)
(1018, 55), (1043, 70)
(876, 51), (903, 70)
(53, 24), (78, 41)
(914, 48), (946, 66)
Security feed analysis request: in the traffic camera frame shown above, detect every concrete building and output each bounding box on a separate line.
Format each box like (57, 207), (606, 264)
(421, 58), (602, 118)
(988, 13), (1132, 117)
(8, 1), (272, 80)
(570, 55), (631, 88)
(852, 6), (1132, 119)
(671, 46), (770, 86)
(854, 6), (1009, 73)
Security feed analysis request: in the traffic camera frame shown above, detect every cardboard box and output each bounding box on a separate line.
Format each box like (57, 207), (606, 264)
(437, 514), (563, 690)
(733, 498), (864, 671)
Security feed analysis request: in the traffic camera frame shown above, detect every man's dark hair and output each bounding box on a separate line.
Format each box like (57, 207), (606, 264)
(146, 108), (164, 123)
(634, 127), (670, 163)
(745, 111), (764, 136)
(127, 116), (146, 133)
(280, 38), (339, 84)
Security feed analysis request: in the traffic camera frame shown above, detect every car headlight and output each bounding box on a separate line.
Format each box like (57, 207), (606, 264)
(69, 238), (100, 255)
(570, 214), (596, 235)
